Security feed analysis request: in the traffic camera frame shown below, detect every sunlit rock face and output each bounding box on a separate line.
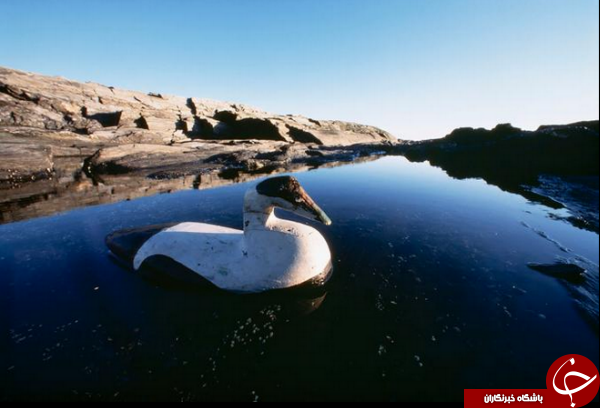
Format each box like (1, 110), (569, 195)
(0, 66), (399, 223)
(0, 66), (396, 146)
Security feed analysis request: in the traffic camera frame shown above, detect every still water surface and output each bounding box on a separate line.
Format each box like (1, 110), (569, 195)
(0, 156), (598, 401)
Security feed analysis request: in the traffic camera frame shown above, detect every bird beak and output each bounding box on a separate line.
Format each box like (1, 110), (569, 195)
(297, 189), (332, 226)
(315, 205), (333, 226)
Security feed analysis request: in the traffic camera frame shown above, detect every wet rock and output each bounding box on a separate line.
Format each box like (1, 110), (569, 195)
(0, 130), (386, 224)
(86, 144), (199, 175)
(528, 258), (598, 333)
(0, 139), (53, 183)
(527, 262), (587, 285)
(531, 175), (599, 233)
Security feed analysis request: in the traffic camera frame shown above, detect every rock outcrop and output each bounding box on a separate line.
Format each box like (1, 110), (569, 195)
(395, 121), (599, 232)
(0, 66), (398, 223)
(1, 66), (597, 231)
(0, 66), (394, 146)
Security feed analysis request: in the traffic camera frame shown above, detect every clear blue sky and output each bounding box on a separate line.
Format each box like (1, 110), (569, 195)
(1, 0), (598, 140)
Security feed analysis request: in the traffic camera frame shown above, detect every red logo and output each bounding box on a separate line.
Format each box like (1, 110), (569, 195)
(546, 354), (599, 407)
(465, 355), (598, 407)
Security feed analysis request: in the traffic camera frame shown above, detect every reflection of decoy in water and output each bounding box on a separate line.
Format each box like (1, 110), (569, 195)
(106, 176), (333, 293)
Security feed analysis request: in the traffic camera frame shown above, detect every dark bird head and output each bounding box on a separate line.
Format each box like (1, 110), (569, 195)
(255, 176), (332, 225)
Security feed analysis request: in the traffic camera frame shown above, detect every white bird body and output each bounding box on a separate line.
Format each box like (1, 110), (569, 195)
(128, 177), (333, 293)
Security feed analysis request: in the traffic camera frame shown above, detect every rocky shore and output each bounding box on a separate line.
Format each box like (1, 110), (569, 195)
(0, 67), (397, 223)
(0, 66), (597, 231)
(396, 121), (599, 232)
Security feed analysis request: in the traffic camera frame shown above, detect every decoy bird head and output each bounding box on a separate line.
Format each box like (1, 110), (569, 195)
(253, 176), (332, 225)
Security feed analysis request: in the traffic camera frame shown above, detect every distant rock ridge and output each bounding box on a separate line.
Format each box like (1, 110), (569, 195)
(0, 66), (395, 146)
(396, 120), (599, 232)
(398, 121), (599, 181)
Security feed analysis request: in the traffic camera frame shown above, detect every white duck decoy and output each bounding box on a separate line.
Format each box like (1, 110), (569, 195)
(106, 176), (333, 293)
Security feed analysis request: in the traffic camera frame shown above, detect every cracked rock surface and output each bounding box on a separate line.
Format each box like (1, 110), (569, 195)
(0, 66), (398, 223)
(0, 66), (395, 145)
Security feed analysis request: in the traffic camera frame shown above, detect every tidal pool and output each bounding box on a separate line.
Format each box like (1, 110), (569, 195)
(0, 156), (598, 401)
